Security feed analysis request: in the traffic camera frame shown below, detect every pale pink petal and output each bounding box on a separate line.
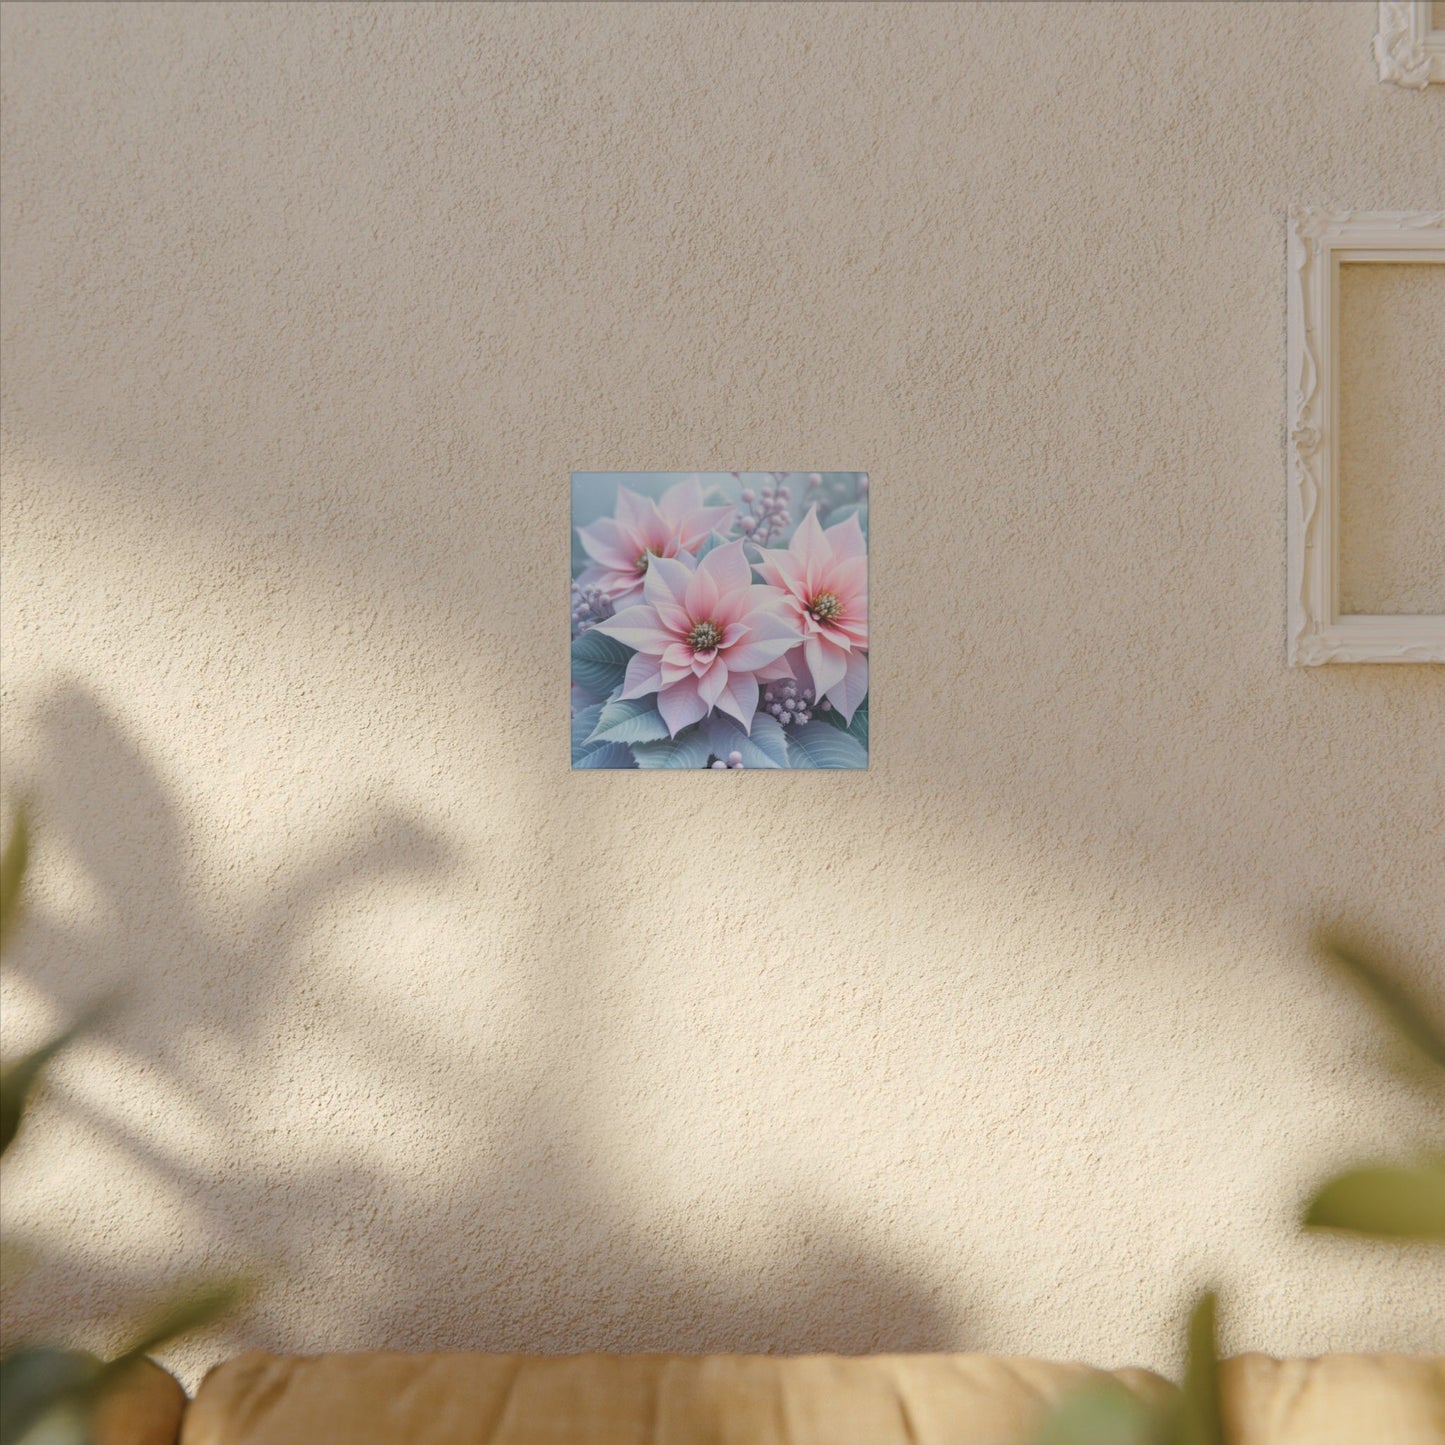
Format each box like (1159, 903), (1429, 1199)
(823, 512), (867, 562)
(639, 514), (680, 555)
(618, 651), (664, 700)
(755, 654), (796, 683)
(578, 518), (642, 572)
(662, 641), (693, 670)
(697, 540), (753, 598)
(577, 562), (641, 603)
(660, 658), (692, 688)
(690, 648), (718, 676)
(594, 605), (674, 655)
(784, 651), (815, 695)
(835, 616), (869, 646)
(651, 599), (691, 635)
(720, 622), (748, 648)
(790, 506), (833, 596)
(736, 609), (799, 645)
(722, 632), (799, 671)
(658, 677), (708, 737)
(829, 556), (868, 602)
(803, 634), (847, 700)
(657, 479), (735, 552)
(614, 486), (656, 533)
(696, 661), (728, 708)
(752, 554), (785, 589)
(753, 548), (807, 600)
(643, 554), (696, 615)
(657, 477), (704, 517)
(685, 561), (720, 622)
(712, 673), (759, 733)
(739, 582), (792, 615)
(829, 649), (869, 724)
(677, 506), (736, 550)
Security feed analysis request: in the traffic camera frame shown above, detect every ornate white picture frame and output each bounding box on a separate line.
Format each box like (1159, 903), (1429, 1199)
(1287, 208), (1445, 665)
(1376, 1), (1445, 86)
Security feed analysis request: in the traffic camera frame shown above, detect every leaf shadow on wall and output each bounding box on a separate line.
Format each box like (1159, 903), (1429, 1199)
(1, 681), (970, 1363)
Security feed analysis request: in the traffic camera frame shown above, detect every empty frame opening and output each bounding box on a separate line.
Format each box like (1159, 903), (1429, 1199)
(1336, 260), (1445, 616)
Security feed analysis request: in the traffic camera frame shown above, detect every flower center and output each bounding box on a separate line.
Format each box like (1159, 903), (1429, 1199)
(687, 619), (723, 652)
(808, 591), (842, 623)
(635, 548), (659, 574)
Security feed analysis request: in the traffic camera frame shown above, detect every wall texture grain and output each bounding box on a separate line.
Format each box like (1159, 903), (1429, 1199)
(1338, 263), (1445, 614)
(1, 1), (1442, 1387)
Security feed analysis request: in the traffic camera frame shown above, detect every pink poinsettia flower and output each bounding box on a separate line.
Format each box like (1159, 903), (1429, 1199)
(576, 478), (735, 605)
(594, 542), (797, 736)
(753, 506), (868, 722)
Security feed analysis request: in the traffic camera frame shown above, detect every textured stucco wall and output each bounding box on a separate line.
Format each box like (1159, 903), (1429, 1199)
(1, 1), (1442, 1388)
(1338, 263), (1445, 614)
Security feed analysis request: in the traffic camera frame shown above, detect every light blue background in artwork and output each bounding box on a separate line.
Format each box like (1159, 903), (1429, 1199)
(570, 473), (867, 582)
(572, 472), (744, 529)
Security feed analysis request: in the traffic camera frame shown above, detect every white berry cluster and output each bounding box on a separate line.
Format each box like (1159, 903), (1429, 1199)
(762, 679), (830, 727)
(570, 582), (614, 635)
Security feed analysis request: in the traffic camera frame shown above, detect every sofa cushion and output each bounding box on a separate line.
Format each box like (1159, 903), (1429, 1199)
(179, 1350), (1173, 1445)
(94, 1357), (188, 1445)
(1220, 1353), (1445, 1445)
(178, 1349), (1445, 1445)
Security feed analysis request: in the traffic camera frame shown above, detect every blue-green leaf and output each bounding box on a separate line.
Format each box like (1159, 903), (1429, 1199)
(632, 729), (711, 770)
(573, 742), (637, 770)
(786, 719), (868, 770)
(812, 699), (868, 746)
(571, 705), (605, 760)
(706, 713), (786, 769)
(847, 700), (868, 749)
(571, 630), (632, 697)
(587, 696), (670, 746)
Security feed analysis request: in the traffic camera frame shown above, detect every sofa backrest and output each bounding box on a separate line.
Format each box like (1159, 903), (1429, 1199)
(162, 1349), (1445, 1445)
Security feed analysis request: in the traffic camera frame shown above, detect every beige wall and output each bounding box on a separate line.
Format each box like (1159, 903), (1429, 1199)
(1338, 262), (1445, 615)
(1, 2), (1442, 1387)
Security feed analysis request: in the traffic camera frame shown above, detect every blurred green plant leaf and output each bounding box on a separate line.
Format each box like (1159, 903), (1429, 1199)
(1028, 1294), (1219, 1445)
(0, 801), (252, 1445)
(1, 803), (30, 954)
(0, 1347), (98, 1445)
(1317, 933), (1445, 1077)
(103, 1276), (252, 1371)
(1173, 1291), (1223, 1445)
(0, 995), (113, 1160)
(1304, 1157), (1445, 1240)
(1031, 1380), (1161, 1445)
(1, 1240), (38, 1288)
(0, 1282), (250, 1445)
(1, 1027), (83, 1160)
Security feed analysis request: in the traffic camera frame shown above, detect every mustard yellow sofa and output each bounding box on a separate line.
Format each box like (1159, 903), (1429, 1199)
(109, 1350), (1445, 1445)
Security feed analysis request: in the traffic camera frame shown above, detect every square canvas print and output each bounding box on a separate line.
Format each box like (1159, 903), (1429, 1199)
(571, 472), (869, 769)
